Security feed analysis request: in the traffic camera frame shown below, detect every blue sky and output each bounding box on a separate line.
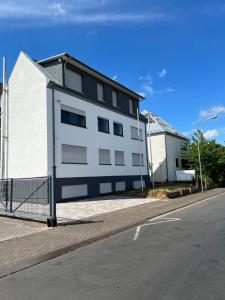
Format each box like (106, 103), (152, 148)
(0, 0), (225, 143)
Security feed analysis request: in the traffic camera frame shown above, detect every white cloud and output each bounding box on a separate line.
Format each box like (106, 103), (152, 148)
(49, 3), (66, 16)
(112, 74), (118, 81)
(0, 0), (169, 26)
(199, 105), (225, 120)
(139, 73), (153, 83)
(138, 70), (174, 97)
(166, 86), (175, 92)
(138, 92), (146, 98)
(141, 109), (149, 115)
(142, 83), (155, 96)
(203, 129), (219, 140)
(158, 68), (168, 78)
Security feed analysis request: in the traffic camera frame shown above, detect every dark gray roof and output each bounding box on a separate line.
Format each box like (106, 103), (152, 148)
(38, 52), (144, 101)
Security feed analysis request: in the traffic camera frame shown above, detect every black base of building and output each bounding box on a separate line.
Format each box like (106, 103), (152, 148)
(55, 175), (150, 203)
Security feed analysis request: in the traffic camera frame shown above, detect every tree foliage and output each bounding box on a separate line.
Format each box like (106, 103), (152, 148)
(187, 129), (225, 184)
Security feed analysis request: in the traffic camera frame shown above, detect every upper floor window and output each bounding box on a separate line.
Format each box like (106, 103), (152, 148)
(99, 149), (111, 165)
(180, 143), (188, 151)
(65, 68), (82, 93)
(98, 117), (109, 133)
(131, 126), (143, 140)
(62, 144), (87, 164)
(132, 153), (144, 166)
(112, 91), (118, 107)
(61, 107), (86, 128)
(97, 83), (104, 101)
(129, 99), (135, 114)
(115, 151), (125, 166)
(113, 122), (123, 137)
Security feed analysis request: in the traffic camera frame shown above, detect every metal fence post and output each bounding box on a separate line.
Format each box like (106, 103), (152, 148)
(47, 176), (57, 227)
(10, 178), (13, 213)
(5, 180), (9, 212)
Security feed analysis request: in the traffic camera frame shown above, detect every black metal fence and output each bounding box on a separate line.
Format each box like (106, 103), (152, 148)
(0, 176), (51, 222)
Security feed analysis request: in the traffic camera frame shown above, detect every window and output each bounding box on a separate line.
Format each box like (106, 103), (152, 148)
(132, 153), (144, 166)
(181, 159), (188, 169)
(97, 83), (104, 101)
(100, 183), (112, 194)
(180, 144), (188, 151)
(62, 144), (87, 164)
(62, 185), (88, 199)
(176, 158), (179, 168)
(99, 149), (111, 165)
(65, 68), (82, 93)
(98, 117), (109, 133)
(129, 99), (134, 114)
(131, 126), (143, 140)
(61, 108), (86, 128)
(115, 151), (125, 165)
(112, 91), (118, 107)
(113, 122), (123, 136)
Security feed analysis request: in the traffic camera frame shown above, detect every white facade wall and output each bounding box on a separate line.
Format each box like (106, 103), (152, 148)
(148, 134), (167, 183)
(166, 135), (184, 181)
(7, 52), (49, 178)
(147, 133), (188, 182)
(53, 90), (148, 178)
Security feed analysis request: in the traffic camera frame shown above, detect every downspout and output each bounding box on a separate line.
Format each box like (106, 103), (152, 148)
(147, 114), (154, 188)
(164, 132), (169, 183)
(145, 115), (151, 188)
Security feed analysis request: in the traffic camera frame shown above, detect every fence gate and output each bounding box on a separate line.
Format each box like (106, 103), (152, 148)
(0, 176), (51, 222)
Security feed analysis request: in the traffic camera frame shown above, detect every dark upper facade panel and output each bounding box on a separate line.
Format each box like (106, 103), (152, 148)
(39, 53), (144, 119)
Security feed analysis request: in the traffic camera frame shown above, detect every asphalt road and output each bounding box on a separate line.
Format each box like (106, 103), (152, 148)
(0, 193), (225, 300)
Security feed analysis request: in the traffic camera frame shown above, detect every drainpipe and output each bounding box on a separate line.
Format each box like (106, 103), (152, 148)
(164, 132), (169, 183)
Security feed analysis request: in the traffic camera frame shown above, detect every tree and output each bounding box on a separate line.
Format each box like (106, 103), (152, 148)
(187, 129), (225, 185)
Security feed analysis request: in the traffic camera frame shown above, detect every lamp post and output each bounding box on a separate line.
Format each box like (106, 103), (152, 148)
(197, 115), (217, 192)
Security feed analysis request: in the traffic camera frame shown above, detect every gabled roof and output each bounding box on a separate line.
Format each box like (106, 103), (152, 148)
(143, 112), (188, 140)
(38, 52), (144, 101)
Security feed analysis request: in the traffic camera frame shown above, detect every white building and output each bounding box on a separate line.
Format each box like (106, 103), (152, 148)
(2, 52), (149, 202)
(144, 112), (189, 184)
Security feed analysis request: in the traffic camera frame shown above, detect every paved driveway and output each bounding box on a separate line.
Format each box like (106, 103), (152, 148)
(0, 217), (48, 242)
(57, 195), (158, 223)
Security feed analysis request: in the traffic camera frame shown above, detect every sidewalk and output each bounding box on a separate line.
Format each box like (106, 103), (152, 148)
(0, 188), (225, 278)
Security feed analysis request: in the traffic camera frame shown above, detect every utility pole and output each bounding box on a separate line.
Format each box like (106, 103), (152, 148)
(137, 107), (144, 192)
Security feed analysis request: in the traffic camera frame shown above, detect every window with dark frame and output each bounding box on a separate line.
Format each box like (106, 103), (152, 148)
(181, 159), (188, 169)
(61, 110), (86, 128)
(97, 83), (104, 101)
(113, 122), (123, 136)
(65, 68), (83, 93)
(176, 158), (179, 168)
(98, 117), (109, 133)
(112, 91), (118, 107)
(129, 99), (135, 114)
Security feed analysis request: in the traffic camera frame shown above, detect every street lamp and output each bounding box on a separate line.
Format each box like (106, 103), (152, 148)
(197, 115), (217, 192)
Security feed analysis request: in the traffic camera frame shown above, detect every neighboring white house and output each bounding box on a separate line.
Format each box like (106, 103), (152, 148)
(2, 51), (149, 201)
(143, 112), (189, 183)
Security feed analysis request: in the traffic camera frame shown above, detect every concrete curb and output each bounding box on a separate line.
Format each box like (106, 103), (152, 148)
(0, 189), (224, 279)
